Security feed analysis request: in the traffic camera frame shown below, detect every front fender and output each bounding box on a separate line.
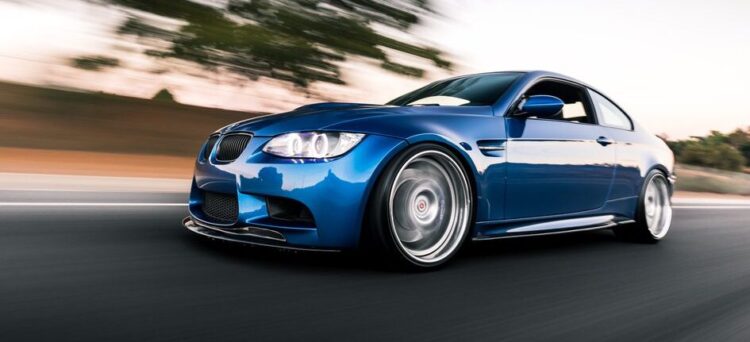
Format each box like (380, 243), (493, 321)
(332, 113), (510, 223)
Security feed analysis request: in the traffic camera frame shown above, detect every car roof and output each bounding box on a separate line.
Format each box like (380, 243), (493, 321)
(418, 70), (620, 116)
(447, 70), (589, 87)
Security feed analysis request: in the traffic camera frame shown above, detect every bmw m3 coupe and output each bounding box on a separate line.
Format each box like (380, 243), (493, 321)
(183, 70), (675, 269)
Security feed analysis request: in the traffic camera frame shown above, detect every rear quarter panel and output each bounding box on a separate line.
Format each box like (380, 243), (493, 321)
(603, 121), (674, 200)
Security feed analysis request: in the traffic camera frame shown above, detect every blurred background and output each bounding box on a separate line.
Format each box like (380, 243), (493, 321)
(1, 0), (749, 195)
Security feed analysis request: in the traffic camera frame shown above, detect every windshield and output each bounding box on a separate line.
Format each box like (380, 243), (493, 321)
(387, 72), (523, 106)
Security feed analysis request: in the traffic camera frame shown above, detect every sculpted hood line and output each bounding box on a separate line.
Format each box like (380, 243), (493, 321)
(227, 102), (494, 137)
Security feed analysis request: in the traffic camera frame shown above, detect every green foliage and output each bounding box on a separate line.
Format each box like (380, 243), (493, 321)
(83, 0), (451, 88)
(728, 128), (750, 164)
(678, 140), (744, 171)
(152, 88), (176, 102)
(666, 128), (750, 171)
(71, 55), (120, 71)
(740, 144), (750, 165)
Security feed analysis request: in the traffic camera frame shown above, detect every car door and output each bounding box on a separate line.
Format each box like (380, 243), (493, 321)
(587, 88), (641, 200)
(505, 80), (616, 219)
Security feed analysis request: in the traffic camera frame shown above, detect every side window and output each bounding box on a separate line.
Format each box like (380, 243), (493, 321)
(523, 80), (596, 124)
(588, 90), (632, 130)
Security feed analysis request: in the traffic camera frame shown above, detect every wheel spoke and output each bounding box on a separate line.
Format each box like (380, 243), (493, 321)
(644, 176), (672, 239)
(388, 150), (471, 263)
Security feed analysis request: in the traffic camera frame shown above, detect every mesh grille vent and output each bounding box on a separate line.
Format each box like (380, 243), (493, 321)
(216, 134), (251, 161)
(202, 191), (238, 223)
(203, 135), (219, 160)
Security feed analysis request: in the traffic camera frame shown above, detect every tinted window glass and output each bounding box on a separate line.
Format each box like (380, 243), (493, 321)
(589, 90), (632, 130)
(522, 80), (596, 124)
(387, 73), (523, 106)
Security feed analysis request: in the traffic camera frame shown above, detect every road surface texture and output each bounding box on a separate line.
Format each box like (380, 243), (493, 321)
(1, 190), (750, 341)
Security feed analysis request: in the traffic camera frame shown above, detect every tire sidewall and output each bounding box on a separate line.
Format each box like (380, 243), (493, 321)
(635, 170), (671, 241)
(365, 143), (474, 269)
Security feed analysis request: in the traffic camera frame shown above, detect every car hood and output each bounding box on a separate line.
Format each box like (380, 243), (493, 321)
(222, 102), (494, 137)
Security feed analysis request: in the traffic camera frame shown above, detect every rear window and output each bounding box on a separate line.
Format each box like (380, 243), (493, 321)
(387, 73), (523, 106)
(588, 90), (633, 130)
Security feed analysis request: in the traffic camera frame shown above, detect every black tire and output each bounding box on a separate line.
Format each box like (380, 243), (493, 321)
(363, 143), (474, 270)
(614, 170), (673, 243)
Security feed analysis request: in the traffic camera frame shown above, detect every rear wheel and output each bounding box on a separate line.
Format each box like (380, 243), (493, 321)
(614, 170), (673, 242)
(365, 144), (473, 269)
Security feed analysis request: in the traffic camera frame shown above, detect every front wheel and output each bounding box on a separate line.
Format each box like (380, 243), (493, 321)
(614, 170), (673, 242)
(365, 144), (473, 269)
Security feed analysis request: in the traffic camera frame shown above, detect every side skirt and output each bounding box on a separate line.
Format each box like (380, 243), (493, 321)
(472, 215), (635, 241)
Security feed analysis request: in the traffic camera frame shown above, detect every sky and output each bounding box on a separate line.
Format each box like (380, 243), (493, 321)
(0, 0), (748, 138)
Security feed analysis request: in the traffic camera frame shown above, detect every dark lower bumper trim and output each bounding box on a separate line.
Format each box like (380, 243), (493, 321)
(182, 217), (340, 252)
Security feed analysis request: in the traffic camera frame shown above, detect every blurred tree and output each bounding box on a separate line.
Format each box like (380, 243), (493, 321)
(666, 129), (749, 171)
(679, 141), (744, 171)
(77, 0), (451, 88)
(71, 55), (120, 71)
(727, 128), (749, 146)
(152, 88), (176, 102)
(703, 130), (730, 145)
(727, 128), (750, 166)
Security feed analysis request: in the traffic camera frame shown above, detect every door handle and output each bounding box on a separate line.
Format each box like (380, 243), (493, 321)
(596, 136), (615, 146)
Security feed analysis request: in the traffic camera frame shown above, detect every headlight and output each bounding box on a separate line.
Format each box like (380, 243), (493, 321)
(262, 132), (365, 158)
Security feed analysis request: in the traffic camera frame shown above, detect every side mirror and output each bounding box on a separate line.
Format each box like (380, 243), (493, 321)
(516, 95), (564, 119)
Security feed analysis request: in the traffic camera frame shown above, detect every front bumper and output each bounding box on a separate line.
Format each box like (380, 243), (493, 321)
(183, 217), (341, 252)
(187, 133), (406, 250)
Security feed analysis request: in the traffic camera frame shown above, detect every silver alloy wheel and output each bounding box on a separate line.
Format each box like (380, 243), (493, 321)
(388, 150), (471, 264)
(644, 175), (672, 239)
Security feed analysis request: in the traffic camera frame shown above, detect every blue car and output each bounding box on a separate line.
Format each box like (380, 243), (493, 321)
(183, 70), (675, 269)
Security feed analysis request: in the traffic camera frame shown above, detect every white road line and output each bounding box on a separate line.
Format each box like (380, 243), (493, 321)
(0, 202), (187, 207)
(674, 199), (750, 205)
(673, 205), (750, 210)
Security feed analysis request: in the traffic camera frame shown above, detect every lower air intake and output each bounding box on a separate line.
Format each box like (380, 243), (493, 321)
(202, 191), (238, 223)
(266, 196), (315, 226)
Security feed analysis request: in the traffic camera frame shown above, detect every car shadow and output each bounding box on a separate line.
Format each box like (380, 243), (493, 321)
(463, 229), (621, 258)
(181, 231), (375, 272)
(181, 226), (626, 273)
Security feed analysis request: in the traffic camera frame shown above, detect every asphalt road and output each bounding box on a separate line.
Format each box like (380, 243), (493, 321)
(2, 191), (750, 341)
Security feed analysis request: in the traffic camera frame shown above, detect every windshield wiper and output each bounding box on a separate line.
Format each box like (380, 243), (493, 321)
(406, 103), (441, 107)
